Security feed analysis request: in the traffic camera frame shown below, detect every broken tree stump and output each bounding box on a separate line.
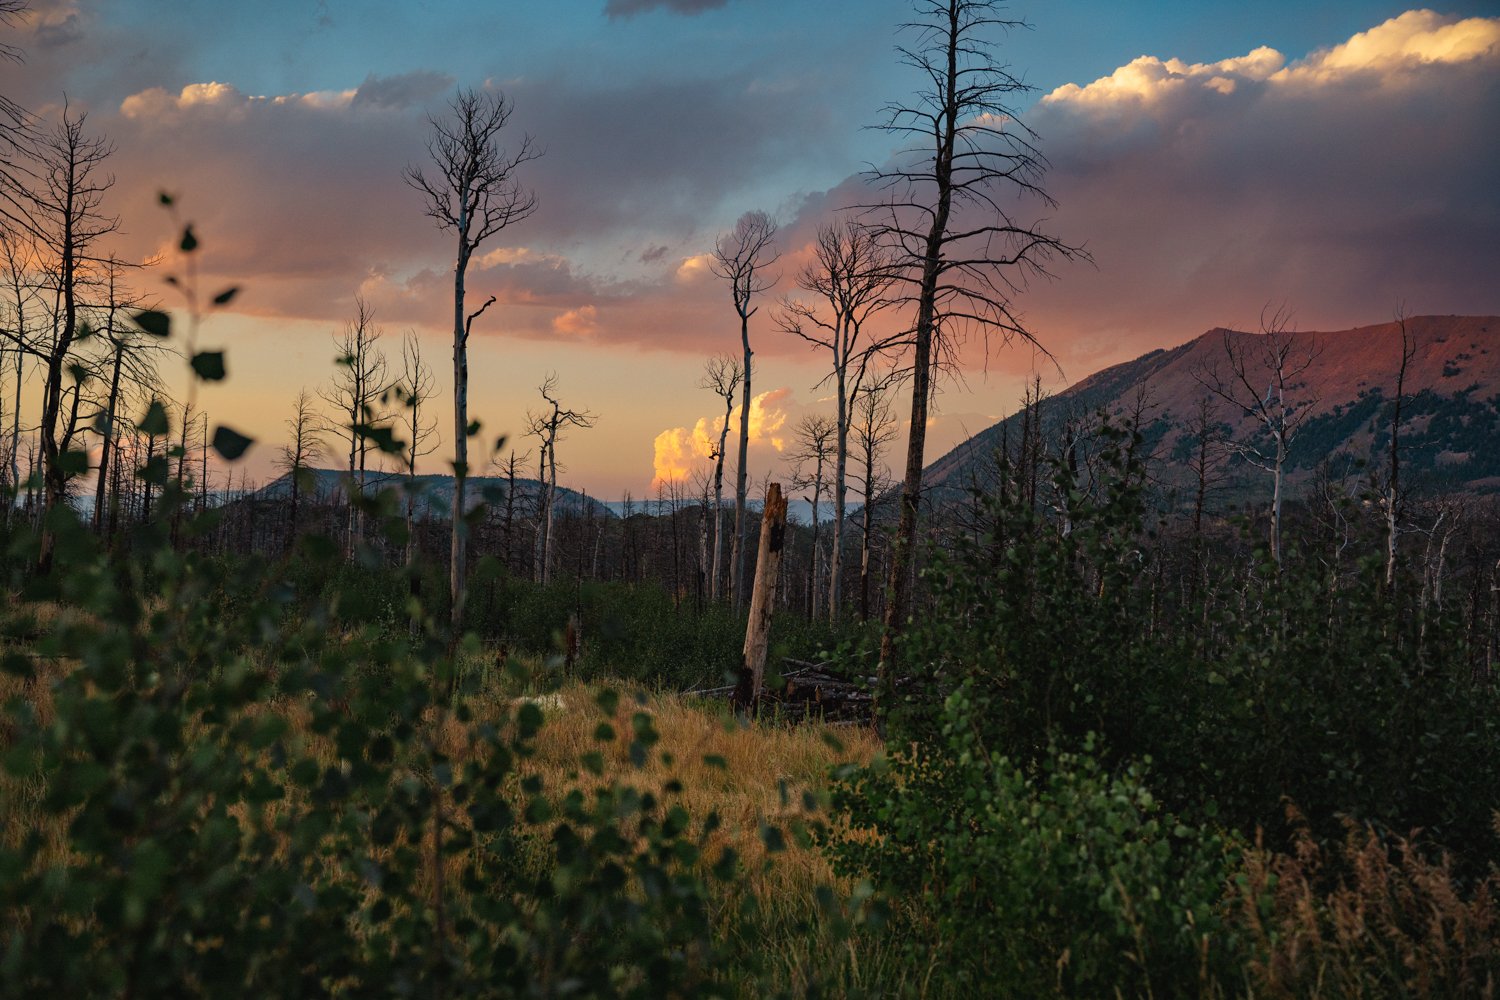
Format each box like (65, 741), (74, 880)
(732, 482), (787, 712)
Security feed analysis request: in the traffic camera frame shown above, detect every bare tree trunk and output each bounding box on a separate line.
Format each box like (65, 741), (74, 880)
(451, 235), (470, 637)
(829, 371), (846, 621)
(879, 263), (939, 688)
(731, 324), (752, 607)
(406, 87), (539, 645)
(733, 482), (787, 711)
(93, 335), (125, 536)
(7, 345), (19, 502)
(711, 413), (731, 600)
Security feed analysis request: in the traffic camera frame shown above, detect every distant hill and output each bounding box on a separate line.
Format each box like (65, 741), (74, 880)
(926, 315), (1500, 499)
(255, 468), (616, 520)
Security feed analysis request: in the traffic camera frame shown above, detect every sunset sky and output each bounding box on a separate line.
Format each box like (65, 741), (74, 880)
(3, 1), (1498, 497)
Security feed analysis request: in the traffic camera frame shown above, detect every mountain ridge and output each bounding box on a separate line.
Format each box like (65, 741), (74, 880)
(925, 315), (1500, 497)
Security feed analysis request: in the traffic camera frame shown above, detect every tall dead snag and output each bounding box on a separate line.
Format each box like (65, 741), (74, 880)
(789, 414), (836, 619)
(394, 332), (439, 571)
(27, 106), (119, 567)
(90, 257), (163, 539)
(710, 210), (778, 610)
(1194, 309), (1319, 568)
(699, 353), (742, 601)
(865, 0), (1083, 695)
(733, 481), (788, 713)
(319, 296), (387, 559)
(277, 388), (323, 553)
(525, 373), (596, 585)
(406, 88), (539, 634)
(852, 378), (898, 620)
(779, 220), (898, 622)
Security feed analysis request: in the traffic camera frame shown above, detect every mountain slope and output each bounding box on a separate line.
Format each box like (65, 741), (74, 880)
(255, 468), (616, 519)
(926, 315), (1500, 497)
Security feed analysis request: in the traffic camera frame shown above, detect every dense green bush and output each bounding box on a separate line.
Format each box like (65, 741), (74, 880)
(832, 711), (1238, 996)
(875, 419), (1500, 864)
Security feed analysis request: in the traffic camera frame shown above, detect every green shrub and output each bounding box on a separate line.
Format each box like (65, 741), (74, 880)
(878, 416), (1500, 866)
(0, 501), (755, 995)
(832, 702), (1238, 996)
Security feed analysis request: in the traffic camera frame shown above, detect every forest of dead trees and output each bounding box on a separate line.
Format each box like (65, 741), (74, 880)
(0, 0), (1496, 672)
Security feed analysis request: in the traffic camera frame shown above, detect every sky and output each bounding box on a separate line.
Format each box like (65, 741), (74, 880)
(3, 0), (1498, 497)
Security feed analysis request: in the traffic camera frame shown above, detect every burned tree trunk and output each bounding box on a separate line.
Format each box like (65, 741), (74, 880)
(732, 482), (787, 712)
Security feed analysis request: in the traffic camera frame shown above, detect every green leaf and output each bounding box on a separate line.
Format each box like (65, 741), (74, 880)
(158, 190), (174, 205)
(190, 351), (226, 381)
(133, 310), (171, 339)
(180, 225), (198, 252)
(211, 286), (239, 306)
(57, 449), (89, 476)
(138, 401), (169, 436)
(212, 425), (254, 461)
(352, 422), (404, 455)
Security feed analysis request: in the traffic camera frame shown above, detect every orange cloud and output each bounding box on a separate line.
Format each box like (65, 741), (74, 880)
(552, 305), (599, 336)
(650, 387), (792, 487)
(119, 81), (357, 122)
(1042, 10), (1499, 112)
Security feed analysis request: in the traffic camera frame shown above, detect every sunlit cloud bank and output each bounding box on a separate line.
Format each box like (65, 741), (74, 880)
(651, 387), (792, 488)
(1009, 8), (1500, 378)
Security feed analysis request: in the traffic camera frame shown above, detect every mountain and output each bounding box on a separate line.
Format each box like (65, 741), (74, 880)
(255, 468), (616, 520)
(925, 315), (1500, 499)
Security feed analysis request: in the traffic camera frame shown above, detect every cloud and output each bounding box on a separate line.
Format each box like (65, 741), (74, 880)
(1295, 9), (1500, 77)
(552, 305), (600, 335)
(651, 387), (791, 487)
(674, 253), (714, 282)
(352, 70), (455, 110)
(604, 0), (729, 21)
(119, 80), (359, 122)
(79, 58), (844, 356)
(964, 9), (1500, 379)
(1043, 47), (1285, 108)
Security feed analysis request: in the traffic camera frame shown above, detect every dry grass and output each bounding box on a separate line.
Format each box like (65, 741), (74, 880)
(1238, 812), (1500, 999)
(412, 677), (882, 907)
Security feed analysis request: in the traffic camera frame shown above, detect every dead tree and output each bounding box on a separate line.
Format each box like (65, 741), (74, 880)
(525, 373), (596, 585)
(779, 220), (899, 621)
(1384, 309), (1418, 590)
(25, 106), (119, 567)
(277, 388), (324, 553)
(405, 86), (540, 634)
(319, 296), (388, 559)
(492, 446), (531, 575)
(0, 0), (35, 227)
(699, 353), (742, 601)
(1185, 394), (1231, 538)
(393, 332), (439, 569)
(710, 210), (778, 609)
(85, 257), (167, 539)
(732, 481), (788, 712)
(864, 0), (1084, 688)
(851, 379), (898, 620)
(1195, 309), (1320, 567)
(0, 228), (37, 506)
(789, 414), (836, 619)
